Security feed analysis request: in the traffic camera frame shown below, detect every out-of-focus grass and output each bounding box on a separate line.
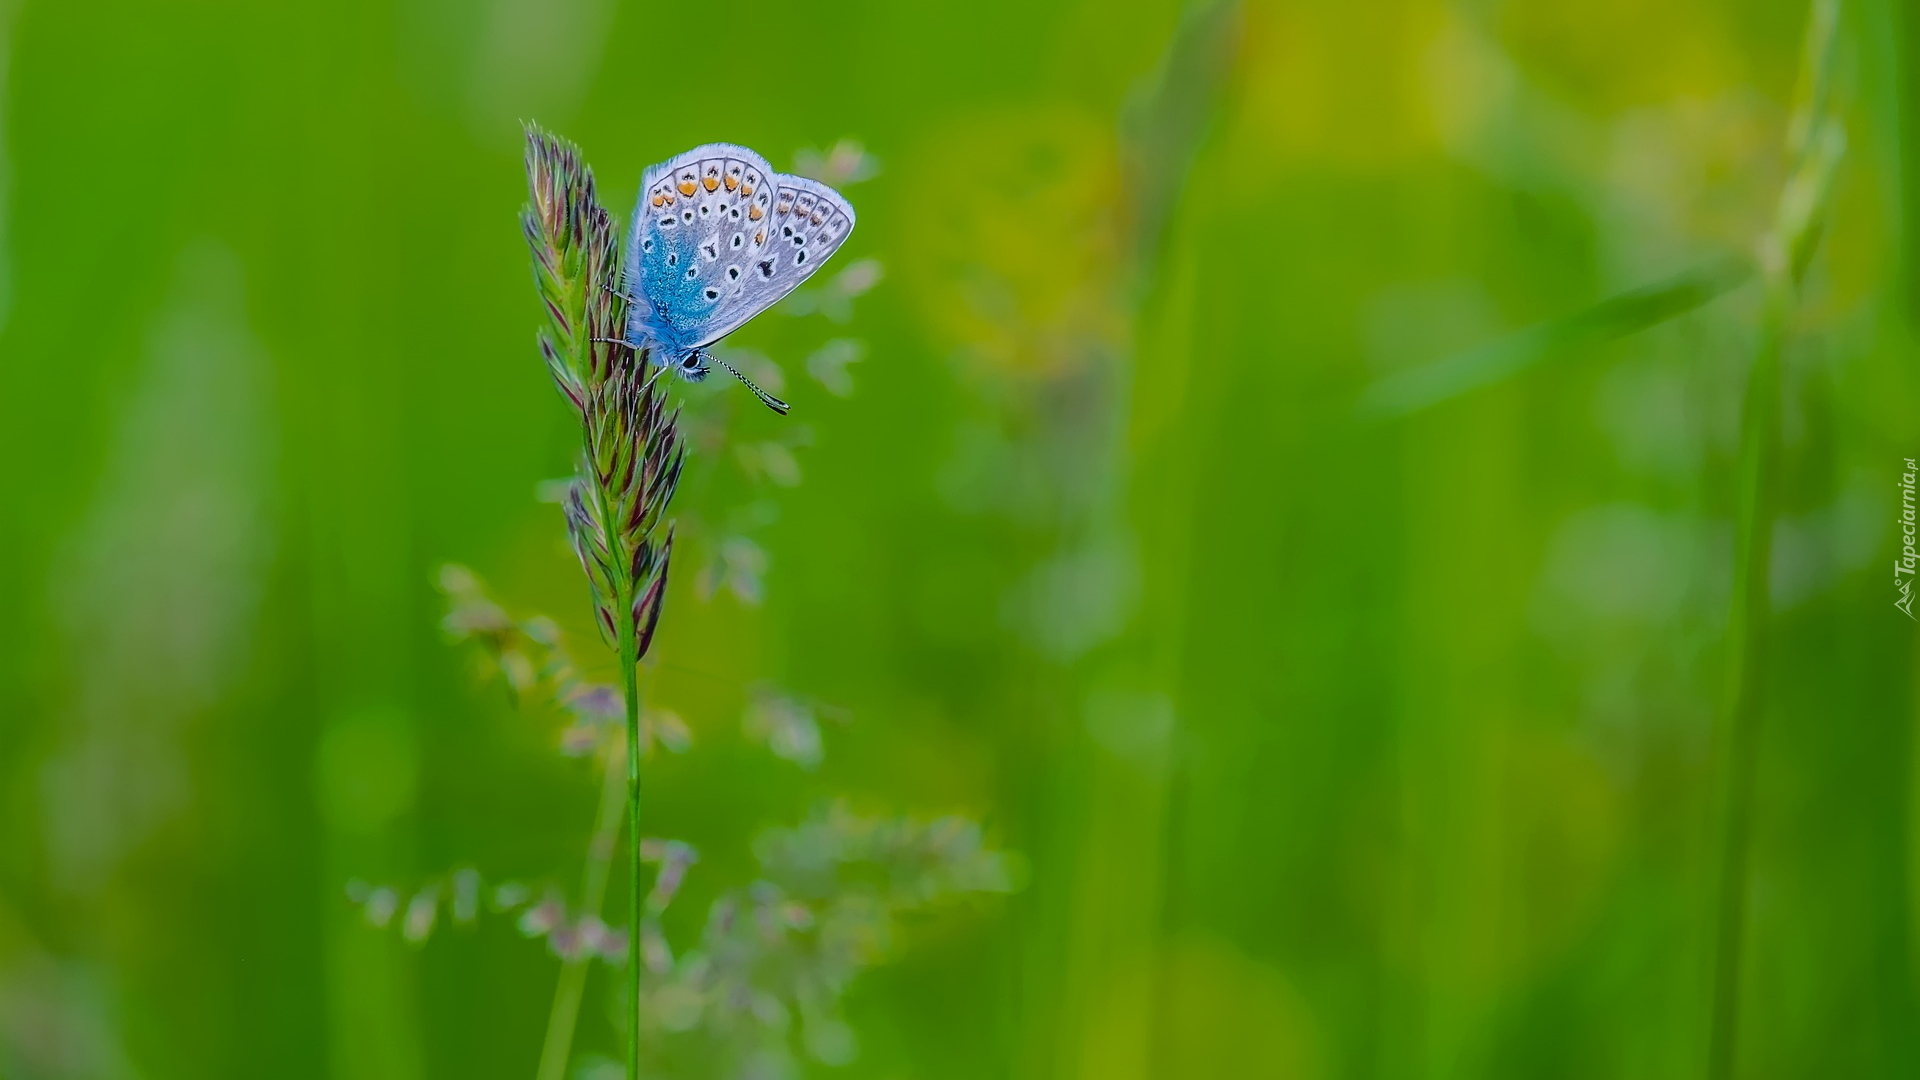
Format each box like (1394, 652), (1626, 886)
(0, 1), (1915, 1079)
(1358, 257), (1751, 418)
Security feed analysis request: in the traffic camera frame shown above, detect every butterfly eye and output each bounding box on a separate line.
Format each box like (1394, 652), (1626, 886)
(680, 354), (701, 371)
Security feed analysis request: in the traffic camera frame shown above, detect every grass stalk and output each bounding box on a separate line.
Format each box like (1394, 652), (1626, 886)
(1705, 3), (1843, 1076)
(1357, 258), (1751, 418)
(619, 594), (642, 1080)
(1707, 288), (1785, 1080)
(536, 731), (630, 1080)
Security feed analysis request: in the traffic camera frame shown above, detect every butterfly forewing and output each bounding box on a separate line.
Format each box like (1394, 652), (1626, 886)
(627, 143), (779, 352)
(626, 143), (855, 354)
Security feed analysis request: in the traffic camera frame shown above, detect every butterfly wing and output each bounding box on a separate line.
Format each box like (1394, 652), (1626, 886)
(626, 144), (856, 354)
(626, 143), (782, 353)
(702, 173), (855, 347)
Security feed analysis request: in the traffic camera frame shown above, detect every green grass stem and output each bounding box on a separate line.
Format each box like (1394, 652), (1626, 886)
(536, 733), (630, 1080)
(1705, 3), (1843, 1076)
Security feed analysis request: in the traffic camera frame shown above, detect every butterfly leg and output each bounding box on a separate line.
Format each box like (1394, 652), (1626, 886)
(600, 283), (649, 307)
(591, 338), (675, 374)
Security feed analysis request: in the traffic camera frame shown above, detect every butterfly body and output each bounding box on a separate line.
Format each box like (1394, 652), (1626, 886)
(622, 143), (856, 411)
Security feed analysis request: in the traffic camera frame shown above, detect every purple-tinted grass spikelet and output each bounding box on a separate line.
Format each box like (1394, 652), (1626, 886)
(523, 125), (683, 665)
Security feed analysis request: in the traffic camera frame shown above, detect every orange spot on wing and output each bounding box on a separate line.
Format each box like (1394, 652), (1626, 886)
(703, 175), (719, 192)
(755, 230), (765, 244)
(748, 205), (764, 221)
(678, 180), (697, 196)
(651, 193), (666, 207)
(724, 175), (739, 191)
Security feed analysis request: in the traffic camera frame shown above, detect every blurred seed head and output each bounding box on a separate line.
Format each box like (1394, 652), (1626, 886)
(595, 922), (630, 964)
(547, 920), (581, 960)
(491, 881), (530, 911)
(780, 259), (884, 322)
(402, 886), (440, 944)
(735, 442), (802, 489)
(805, 339), (866, 397)
(645, 708), (693, 755)
(451, 868), (481, 926)
(558, 720), (601, 757)
(792, 139), (880, 187)
(743, 688), (826, 770)
(438, 564), (590, 708)
(645, 839), (699, 914)
(641, 920), (674, 973)
(362, 887), (398, 929)
(518, 892), (566, 937)
(572, 914), (615, 959)
(701, 536), (769, 606)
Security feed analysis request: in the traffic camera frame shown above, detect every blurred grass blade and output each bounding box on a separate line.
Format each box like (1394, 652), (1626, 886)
(1119, 0), (1241, 277)
(1707, 3), (1844, 1079)
(1359, 257), (1750, 418)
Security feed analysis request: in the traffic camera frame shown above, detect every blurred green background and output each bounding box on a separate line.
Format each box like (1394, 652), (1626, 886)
(1, 0), (1916, 1077)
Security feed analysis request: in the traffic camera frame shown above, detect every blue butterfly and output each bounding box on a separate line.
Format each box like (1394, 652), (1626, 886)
(618, 143), (857, 414)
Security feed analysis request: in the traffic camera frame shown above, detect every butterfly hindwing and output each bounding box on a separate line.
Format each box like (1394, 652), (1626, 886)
(626, 144), (855, 355)
(717, 175), (855, 346)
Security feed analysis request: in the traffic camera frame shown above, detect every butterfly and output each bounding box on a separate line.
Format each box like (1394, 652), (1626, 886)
(616, 143), (857, 414)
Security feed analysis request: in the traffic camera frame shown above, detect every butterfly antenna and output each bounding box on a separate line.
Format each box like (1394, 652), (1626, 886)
(708, 354), (791, 415)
